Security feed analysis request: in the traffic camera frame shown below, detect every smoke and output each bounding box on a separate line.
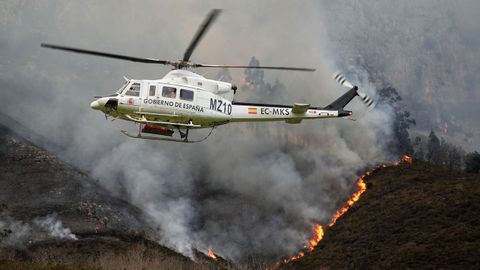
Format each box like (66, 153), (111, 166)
(1, 0), (474, 263)
(0, 218), (32, 247)
(92, 142), (196, 256)
(0, 214), (77, 247)
(33, 215), (78, 241)
(319, 0), (480, 150)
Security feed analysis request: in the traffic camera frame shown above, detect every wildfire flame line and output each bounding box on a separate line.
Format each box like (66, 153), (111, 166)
(277, 155), (412, 267)
(207, 248), (218, 260)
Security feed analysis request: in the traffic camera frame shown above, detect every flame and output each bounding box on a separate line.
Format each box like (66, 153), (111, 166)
(308, 224), (324, 251)
(207, 248), (217, 260)
(278, 155), (413, 267)
(286, 251), (304, 262)
(402, 155), (413, 164)
(328, 177), (367, 227)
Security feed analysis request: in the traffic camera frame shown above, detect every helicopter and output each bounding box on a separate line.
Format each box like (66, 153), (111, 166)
(41, 9), (374, 143)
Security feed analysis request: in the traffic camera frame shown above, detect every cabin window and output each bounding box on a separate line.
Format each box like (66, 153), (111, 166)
(149, 85), (156, 96)
(180, 89), (194, 101)
(125, 83), (140, 96)
(162, 86), (177, 98)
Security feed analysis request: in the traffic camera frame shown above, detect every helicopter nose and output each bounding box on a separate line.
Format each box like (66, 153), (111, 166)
(90, 100), (101, 110)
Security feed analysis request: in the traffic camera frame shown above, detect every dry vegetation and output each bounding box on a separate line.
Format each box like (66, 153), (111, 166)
(284, 160), (480, 269)
(0, 233), (232, 270)
(2, 118), (479, 269)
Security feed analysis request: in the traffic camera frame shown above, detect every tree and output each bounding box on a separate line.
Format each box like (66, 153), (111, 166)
(244, 56), (264, 86)
(439, 138), (464, 170)
(413, 136), (425, 160)
(394, 110), (415, 154)
(465, 151), (480, 173)
(378, 86), (402, 106)
(378, 86), (415, 155)
(446, 146), (463, 170)
(242, 56), (286, 103)
(426, 130), (441, 165)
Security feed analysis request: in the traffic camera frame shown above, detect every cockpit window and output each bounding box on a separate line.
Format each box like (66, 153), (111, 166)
(162, 86), (177, 98)
(180, 89), (194, 101)
(125, 83), (140, 96)
(149, 85), (156, 96)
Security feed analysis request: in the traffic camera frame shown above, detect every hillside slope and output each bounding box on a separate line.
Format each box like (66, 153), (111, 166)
(0, 119), (146, 235)
(286, 161), (480, 269)
(0, 117), (227, 269)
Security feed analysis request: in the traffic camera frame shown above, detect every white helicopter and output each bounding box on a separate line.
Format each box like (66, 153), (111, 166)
(41, 9), (374, 143)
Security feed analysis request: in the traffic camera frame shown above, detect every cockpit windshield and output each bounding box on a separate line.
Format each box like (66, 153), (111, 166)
(116, 80), (130, 94)
(125, 83), (141, 96)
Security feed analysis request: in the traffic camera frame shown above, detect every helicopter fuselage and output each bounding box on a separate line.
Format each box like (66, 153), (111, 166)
(91, 69), (346, 134)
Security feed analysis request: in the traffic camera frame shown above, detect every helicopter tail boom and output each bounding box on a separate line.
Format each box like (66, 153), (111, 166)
(229, 102), (349, 124)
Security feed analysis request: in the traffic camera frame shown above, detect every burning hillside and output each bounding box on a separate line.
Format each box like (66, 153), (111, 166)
(283, 158), (480, 269)
(272, 156), (412, 268)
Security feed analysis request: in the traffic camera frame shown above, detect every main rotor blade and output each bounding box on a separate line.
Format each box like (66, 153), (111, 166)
(182, 9), (221, 62)
(194, 64), (316, 72)
(41, 43), (171, 65)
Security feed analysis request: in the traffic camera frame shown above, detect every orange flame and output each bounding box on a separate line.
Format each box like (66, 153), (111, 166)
(402, 155), (413, 164)
(328, 177), (367, 227)
(207, 248), (217, 260)
(278, 156), (413, 267)
(308, 224), (324, 251)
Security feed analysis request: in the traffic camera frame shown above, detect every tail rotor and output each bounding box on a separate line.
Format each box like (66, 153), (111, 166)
(333, 72), (375, 108)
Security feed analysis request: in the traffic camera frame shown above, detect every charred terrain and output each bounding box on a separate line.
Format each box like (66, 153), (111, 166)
(0, 114), (479, 270)
(0, 116), (228, 270)
(283, 160), (480, 269)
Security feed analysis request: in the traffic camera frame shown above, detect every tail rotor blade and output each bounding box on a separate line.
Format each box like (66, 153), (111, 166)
(357, 91), (375, 108)
(333, 72), (354, 88)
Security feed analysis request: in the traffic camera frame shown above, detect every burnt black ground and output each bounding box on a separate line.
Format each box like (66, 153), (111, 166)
(0, 114), (227, 269)
(0, 116), (146, 235)
(284, 160), (480, 270)
(2, 112), (479, 269)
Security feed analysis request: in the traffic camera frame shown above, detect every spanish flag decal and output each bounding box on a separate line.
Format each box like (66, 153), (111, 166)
(248, 107), (257, 114)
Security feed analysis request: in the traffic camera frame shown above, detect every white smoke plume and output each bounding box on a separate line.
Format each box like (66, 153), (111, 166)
(1, 0), (474, 263)
(33, 215), (78, 241)
(0, 214), (77, 247)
